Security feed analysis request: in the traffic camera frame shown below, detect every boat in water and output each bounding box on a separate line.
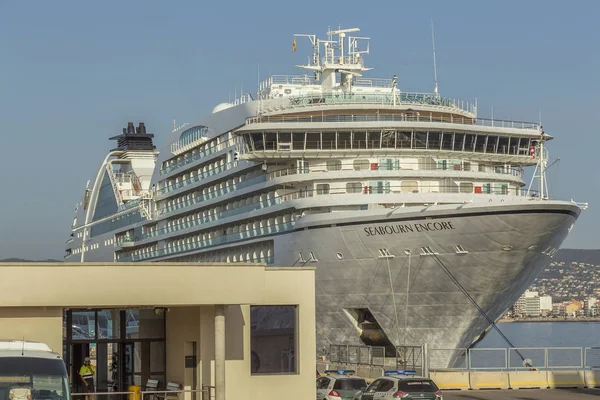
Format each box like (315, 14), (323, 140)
(65, 26), (586, 366)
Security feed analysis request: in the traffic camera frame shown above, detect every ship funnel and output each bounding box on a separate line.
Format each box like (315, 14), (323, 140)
(127, 122), (135, 134)
(138, 122), (146, 135)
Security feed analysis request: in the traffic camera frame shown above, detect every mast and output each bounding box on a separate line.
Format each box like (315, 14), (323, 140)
(526, 129), (549, 200)
(294, 27), (372, 93)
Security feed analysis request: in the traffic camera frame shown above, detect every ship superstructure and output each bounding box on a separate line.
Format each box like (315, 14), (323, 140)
(65, 27), (585, 365)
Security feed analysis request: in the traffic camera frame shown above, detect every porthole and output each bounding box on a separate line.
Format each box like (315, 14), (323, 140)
(336, 252), (344, 260)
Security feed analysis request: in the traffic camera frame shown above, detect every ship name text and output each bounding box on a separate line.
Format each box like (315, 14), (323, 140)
(363, 221), (456, 236)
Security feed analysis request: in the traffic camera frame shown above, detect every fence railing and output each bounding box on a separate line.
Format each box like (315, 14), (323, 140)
(141, 388), (211, 400)
(71, 391), (134, 400)
(429, 347), (600, 371)
(327, 344), (423, 371)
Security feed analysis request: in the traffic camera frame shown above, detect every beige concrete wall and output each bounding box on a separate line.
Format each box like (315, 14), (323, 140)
(0, 263), (316, 400)
(162, 268), (316, 400)
(0, 263), (313, 308)
(0, 307), (62, 353)
(166, 304), (315, 400)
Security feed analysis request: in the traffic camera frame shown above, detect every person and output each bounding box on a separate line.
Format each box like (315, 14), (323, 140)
(8, 384), (31, 400)
(79, 357), (96, 400)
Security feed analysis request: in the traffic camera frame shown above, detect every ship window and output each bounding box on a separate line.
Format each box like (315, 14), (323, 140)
(346, 182), (363, 193)
(464, 134), (476, 152)
(397, 131), (411, 149)
(352, 131), (367, 149)
(265, 133), (277, 150)
(428, 132), (441, 150)
(322, 132), (336, 150)
(292, 132), (305, 150)
(251, 133), (264, 150)
(498, 137), (509, 155)
(441, 132), (454, 150)
(337, 132), (351, 149)
(459, 182), (473, 193)
(353, 159), (370, 171)
(475, 135), (486, 152)
(454, 133), (465, 151)
(486, 136), (499, 153)
(178, 126), (209, 147)
(509, 137), (519, 155)
(367, 131), (381, 148)
(413, 131), (427, 149)
(305, 132), (320, 149)
(278, 132), (291, 142)
(327, 160), (342, 171)
(316, 184), (330, 195)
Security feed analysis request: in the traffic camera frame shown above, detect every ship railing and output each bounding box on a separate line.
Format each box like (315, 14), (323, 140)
(264, 74), (318, 86)
(428, 347), (599, 371)
(273, 92), (477, 114)
(141, 183), (538, 242)
(71, 391), (134, 400)
(353, 77), (394, 88)
(156, 175), (267, 214)
(246, 113), (540, 130)
(266, 163), (524, 180)
(321, 55), (365, 67)
(141, 388), (207, 400)
(155, 174), (537, 219)
(325, 344), (423, 372)
(160, 137), (242, 175)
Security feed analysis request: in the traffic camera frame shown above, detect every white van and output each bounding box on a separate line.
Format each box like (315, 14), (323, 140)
(0, 341), (70, 400)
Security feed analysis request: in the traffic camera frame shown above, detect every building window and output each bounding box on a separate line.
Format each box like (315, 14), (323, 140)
(459, 182), (473, 193)
(250, 305), (297, 374)
(346, 182), (363, 193)
(316, 184), (330, 195)
(353, 159), (370, 171)
(326, 159), (342, 171)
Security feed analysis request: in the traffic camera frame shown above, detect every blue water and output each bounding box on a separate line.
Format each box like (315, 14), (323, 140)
(476, 322), (600, 348)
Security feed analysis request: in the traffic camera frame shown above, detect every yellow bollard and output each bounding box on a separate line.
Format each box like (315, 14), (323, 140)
(128, 385), (141, 400)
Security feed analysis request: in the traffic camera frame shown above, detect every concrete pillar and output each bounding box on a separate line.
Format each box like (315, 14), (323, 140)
(214, 305), (226, 400)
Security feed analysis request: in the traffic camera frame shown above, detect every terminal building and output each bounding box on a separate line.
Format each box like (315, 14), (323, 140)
(0, 262), (316, 400)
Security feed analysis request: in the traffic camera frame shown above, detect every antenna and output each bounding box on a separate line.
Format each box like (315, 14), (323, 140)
(431, 19), (439, 96)
(22, 337), (25, 356)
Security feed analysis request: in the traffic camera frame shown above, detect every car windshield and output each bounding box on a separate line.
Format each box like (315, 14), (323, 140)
(333, 378), (366, 390)
(397, 380), (438, 393)
(0, 357), (70, 400)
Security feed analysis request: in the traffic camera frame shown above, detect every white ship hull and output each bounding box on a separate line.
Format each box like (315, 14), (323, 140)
(270, 200), (578, 365)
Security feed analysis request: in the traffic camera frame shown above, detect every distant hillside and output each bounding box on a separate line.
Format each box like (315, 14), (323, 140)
(553, 249), (600, 265)
(0, 258), (62, 263)
(529, 248), (600, 302)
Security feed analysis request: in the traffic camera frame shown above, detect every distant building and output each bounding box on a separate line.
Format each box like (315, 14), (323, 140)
(584, 297), (598, 317)
(566, 301), (583, 317)
(540, 296), (553, 315)
(552, 304), (566, 318)
(515, 291), (542, 317)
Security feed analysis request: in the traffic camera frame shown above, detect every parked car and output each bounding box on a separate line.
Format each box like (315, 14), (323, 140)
(316, 370), (367, 400)
(352, 370), (442, 400)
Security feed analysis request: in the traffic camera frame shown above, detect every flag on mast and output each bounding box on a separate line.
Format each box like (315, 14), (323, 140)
(292, 39), (297, 52)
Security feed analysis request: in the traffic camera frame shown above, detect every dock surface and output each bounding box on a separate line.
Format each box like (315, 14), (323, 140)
(443, 388), (600, 399)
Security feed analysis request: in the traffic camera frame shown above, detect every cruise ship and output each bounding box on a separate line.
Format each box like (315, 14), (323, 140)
(65, 26), (585, 366)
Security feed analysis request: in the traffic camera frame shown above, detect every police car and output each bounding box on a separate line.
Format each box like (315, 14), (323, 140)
(316, 370), (367, 400)
(352, 370), (443, 400)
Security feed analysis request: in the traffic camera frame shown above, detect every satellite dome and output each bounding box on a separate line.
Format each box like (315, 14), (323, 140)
(212, 102), (234, 114)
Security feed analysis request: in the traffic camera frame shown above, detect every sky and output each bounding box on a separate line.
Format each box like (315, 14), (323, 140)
(0, 0), (599, 260)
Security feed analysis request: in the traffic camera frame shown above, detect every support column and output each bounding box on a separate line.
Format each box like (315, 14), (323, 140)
(214, 305), (226, 400)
